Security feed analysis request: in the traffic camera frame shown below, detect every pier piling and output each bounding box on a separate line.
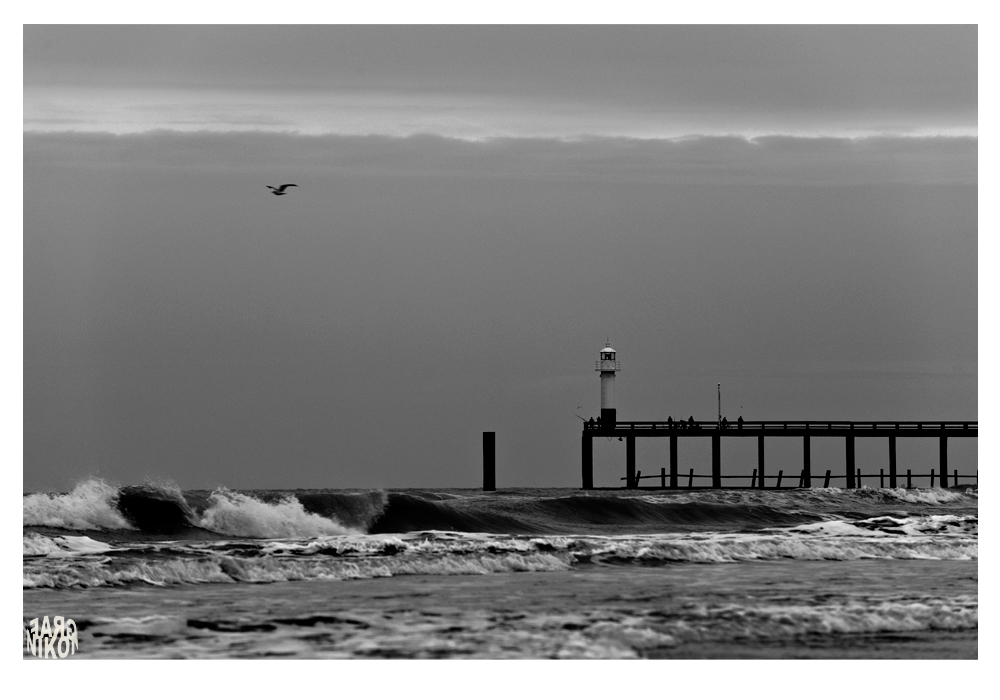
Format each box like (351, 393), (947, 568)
(483, 432), (496, 491)
(626, 436), (636, 488)
(757, 435), (765, 489)
(802, 436), (812, 487)
(712, 434), (721, 488)
(940, 437), (949, 487)
(889, 437), (897, 488)
(669, 435), (678, 488)
(582, 433), (593, 489)
(846, 435), (856, 489)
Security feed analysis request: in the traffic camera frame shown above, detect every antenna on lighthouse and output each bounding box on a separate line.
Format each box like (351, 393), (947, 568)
(718, 383), (721, 427)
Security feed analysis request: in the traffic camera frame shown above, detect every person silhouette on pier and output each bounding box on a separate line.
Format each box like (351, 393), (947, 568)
(737, 416), (744, 429)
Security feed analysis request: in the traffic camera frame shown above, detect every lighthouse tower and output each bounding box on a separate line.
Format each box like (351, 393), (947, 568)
(596, 342), (621, 427)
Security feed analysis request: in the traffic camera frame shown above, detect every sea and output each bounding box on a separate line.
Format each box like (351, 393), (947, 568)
(23, 478), (977, 661)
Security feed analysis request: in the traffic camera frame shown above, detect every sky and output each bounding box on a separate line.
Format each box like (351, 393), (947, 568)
(22, 24), (978, 492)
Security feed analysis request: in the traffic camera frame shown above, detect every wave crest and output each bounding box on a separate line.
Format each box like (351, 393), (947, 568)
(23, 479), (135, 530)
(197, 489), (359, 538)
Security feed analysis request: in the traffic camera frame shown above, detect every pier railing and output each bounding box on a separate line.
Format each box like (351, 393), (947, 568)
(619, 467), (978, 489)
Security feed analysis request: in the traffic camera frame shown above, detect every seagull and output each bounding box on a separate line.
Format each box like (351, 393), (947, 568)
(266, 184), (298, 195)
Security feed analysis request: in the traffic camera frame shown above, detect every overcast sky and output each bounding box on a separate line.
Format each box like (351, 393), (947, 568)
(23, 25), (977, 492)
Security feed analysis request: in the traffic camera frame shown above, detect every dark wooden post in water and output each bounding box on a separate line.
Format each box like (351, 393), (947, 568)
(483, 432), (496, 491)
(660, 467), (666, 488)
(582, 432), (593, 489)
(823, 470), (831, 488)
(939, 436), (949, 487)
(888, 436), (897, 488)
(688, 468), (694, 488)
(845, 434), (856, 488)
(712, 434), (721, 488)
(757, 435), (765, 489)
(802, 436), (812, 487)
(669, 435), (678, 488)
(906, 469), (912, 489)
(776, 469), (784, 488)
(626, 435), (636, 488)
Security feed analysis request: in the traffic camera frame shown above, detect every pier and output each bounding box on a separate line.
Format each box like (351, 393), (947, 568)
(581, 420), (978, 489)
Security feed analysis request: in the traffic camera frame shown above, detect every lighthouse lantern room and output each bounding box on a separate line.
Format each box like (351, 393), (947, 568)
(596, 342), (621, 426)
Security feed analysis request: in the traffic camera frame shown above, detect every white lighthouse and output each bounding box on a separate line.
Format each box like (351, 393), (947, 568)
(596, 341), (621, 426)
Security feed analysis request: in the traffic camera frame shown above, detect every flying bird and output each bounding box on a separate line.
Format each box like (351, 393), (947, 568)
(266, 184), (298, 195)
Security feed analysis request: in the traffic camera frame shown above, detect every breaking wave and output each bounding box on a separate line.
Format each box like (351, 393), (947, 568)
(22, 479), (135, 531)
(198, 489), (359, 538)
(23, 479), (368, 539)
(23, 479), (978, 542)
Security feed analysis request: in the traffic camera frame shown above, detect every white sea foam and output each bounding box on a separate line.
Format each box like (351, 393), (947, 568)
(23, 525), (976, 589)
(22, 479), (135, 530)
(23, 533), (114, 557)
(23, 533), (65, 556)
(855, 486), (973, 505)
(667, 597), (978, 642)
(784, 514), (977, 538)
(196, 489), (359, 538)
(171, 523), (981, 564)
(22, 550), (571, 588)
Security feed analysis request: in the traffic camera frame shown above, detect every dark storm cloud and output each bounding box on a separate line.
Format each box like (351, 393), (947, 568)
(24, 25), (977, 129)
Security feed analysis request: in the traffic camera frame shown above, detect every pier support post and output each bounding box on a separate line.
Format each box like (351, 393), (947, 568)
(483, 432), (496, 491)
(669, 435), (678, 488)
(939, 436), (949, 488)
(889, 436), (897, 488)
(582, 432), (593, 489)
(802, 436), (812, 487)
(757, 435), (765, 489)
(626, 435), (636, 488)
(712, 434), (721, 488)
(846, 435), (856, 489)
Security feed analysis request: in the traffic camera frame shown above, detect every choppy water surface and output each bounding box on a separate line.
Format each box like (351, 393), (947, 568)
(24, 480), (977, 658)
